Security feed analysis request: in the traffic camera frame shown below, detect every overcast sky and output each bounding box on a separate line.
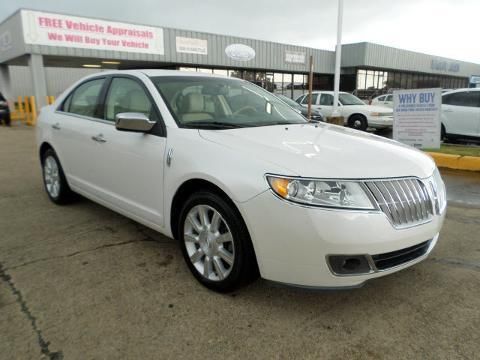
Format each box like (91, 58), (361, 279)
(1, 0), (479, 63)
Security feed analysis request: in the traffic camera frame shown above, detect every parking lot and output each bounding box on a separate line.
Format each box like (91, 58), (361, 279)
(1, 126), (479, 359)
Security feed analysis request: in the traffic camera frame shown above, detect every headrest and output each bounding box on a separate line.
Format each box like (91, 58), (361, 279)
(181, 93), (204, 113)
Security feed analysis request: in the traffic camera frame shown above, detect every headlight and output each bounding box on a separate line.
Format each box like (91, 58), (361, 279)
(266, 175), (376, 210)
(431, 168), (447, 213)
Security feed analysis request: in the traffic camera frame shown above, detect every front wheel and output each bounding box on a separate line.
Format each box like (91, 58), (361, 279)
(178, 191), (258, 292)
(348, 114), (368, 131)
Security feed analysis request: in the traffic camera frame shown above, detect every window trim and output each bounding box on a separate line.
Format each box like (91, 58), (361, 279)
(57, 74), (166, 137)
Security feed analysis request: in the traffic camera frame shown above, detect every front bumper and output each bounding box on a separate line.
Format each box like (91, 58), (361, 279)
(238, 190), (445, 288)
(368, 115), (393, 129)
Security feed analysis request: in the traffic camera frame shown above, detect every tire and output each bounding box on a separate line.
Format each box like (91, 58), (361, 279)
(178, 191), (259, 292)
(441, 124), (447, 142)
(348, 114), (368, 131)
(41, 149), (76, 205)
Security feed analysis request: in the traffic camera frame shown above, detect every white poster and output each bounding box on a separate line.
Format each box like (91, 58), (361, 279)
(176, 36), (207, 55)
(21, 10), (164, 55)
(285, 50), (306, 64)
(393, 88), (442, 149)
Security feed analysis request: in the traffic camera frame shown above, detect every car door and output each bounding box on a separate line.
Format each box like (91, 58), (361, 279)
(85, 75), (167, 226)
(442, 91), (480, 137)
(51, 77), (108, 188)
(318, 93), (334, 117)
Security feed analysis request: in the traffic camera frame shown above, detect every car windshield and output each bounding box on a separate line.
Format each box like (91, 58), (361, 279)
(277, 94), (301, 108)
(151, 76), (307, 129)
(339, 93), (365, 106)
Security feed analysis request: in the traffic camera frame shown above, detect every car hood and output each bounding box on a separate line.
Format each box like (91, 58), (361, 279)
(199, 123), (435, 179)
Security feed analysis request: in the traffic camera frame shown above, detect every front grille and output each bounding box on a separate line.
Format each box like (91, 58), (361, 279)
(365, 178), (434, 228)
(371, 240), (431, 270)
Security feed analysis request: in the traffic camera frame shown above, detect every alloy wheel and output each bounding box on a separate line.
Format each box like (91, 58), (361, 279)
(183, 204), (235, 281)
(44, 156), (61, 198)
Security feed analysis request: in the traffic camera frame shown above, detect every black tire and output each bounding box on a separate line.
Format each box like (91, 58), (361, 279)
(348, 114), (368, 131)
(441, 124), (447, 142)
(178, 191), (259, 292)
(41, 148), (76, 205)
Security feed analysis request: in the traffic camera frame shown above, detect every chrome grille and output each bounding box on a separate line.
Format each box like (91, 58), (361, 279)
(365, 178), (434, 228)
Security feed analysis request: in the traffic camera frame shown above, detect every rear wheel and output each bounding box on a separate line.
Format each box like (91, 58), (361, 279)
(348, 114), (367, 131)
(178, 191), (258, 292)
(41, 149), (76, 204)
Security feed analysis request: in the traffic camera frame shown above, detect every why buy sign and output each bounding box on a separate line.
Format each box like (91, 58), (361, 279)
(21, 10), (164, 55)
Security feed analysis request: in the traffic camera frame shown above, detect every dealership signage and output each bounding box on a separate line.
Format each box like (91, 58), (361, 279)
(176, 36), (207, 55)
(21, 10), (164, 55)
(225, 44), (255, 61)
(285, 50), (306, 64)
(393, 88), (442, 149)
(430, 58), (460, 73)
(470, 75), (480, 84)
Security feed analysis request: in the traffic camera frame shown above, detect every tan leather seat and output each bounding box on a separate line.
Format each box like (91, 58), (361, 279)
(179, 93), (213, 123)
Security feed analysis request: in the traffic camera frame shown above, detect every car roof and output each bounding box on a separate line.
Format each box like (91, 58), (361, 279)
(441, 88), (480, 96)
(310, 91), (348, 95)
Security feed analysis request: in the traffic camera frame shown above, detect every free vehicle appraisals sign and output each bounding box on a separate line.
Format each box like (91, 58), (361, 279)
(393, 88), (442, 149)
(21, 10), (164, 55)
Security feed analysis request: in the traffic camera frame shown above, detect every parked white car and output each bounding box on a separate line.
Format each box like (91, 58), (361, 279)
(441, 88), (480, 139)
(295, 91), (393, 131)
(37, 70), (446, 292)
(371, 94), (393, 108)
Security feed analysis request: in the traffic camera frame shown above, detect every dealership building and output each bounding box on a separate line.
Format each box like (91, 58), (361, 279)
(1, 8), (480, 108)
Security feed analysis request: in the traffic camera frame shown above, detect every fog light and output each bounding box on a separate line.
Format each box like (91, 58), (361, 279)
(328, 255), (372, 275)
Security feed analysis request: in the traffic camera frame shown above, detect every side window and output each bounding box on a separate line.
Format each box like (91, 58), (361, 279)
(104, 77), (156, 121)
(295, 95), (305, 104)
(377, 96), (385, 101)
(320, 94), (334, 106)
(66, 78), (105, 118)
(300, 93), (319, 105)
(386, 95), (393, 102)
(443, 91), (480, 107)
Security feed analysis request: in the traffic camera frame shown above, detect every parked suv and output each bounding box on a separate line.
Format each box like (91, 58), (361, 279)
(295, 91), (393, 131)
(441, 88), (480, 140)
(0, 92), (11, 126)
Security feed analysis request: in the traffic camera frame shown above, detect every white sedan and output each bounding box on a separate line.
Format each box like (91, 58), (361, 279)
(296, 91), (393, 131)
(37, 70), (446, 292)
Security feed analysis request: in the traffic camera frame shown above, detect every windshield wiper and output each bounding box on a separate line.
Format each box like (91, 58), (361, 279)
(182, 121), (246, 129)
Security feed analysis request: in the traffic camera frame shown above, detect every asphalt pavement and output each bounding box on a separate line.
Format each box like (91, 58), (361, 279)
(1, 125), (479, 359)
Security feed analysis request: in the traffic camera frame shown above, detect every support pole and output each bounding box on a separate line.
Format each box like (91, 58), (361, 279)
(307, 55), (314, 121)
(332, 0), (344, 117)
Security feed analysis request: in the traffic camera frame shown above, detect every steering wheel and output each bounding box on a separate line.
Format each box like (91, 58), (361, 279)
(233, 106), (257, 116)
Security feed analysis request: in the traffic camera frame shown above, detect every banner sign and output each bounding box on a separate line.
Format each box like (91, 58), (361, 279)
(176, 36), (207, 55)
(21, 10), (164, 55)
(393, 88), (442, 149)
(285, 50), (306, 64)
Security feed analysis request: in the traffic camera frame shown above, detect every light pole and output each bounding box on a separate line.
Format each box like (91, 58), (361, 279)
(332, 0), (344, 118)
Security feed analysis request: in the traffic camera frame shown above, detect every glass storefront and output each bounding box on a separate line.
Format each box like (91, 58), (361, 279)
(353, 68), (469, 99)
(177, 66), (331, 100)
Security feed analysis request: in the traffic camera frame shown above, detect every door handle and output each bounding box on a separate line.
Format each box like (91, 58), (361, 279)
(91, 134), (107, 143)
(51, 123), (61, 130)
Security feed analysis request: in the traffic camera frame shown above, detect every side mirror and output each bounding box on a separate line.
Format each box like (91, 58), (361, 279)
(115, 112), (155, 132)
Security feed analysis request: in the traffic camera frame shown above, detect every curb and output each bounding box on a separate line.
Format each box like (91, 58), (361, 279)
(427, 152), (480, 171)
